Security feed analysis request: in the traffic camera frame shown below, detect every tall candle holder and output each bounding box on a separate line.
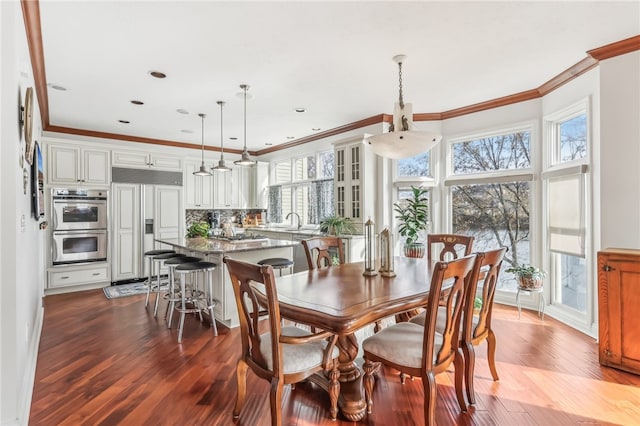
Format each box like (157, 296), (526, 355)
(363, 217), (377, 276)
(379, 227), (396, 277)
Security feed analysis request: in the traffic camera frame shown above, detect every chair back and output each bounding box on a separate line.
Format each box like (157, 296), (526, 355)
(301, 237), (345, 269)
(428, 234), (475, 262)
(422, 254), (477, 369)
(462, 247), (508, 343)
(224, 256), (284, 376)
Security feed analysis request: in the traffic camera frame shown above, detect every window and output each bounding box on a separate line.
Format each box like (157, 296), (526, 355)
(268, 150), (335, 226)
(448, 128), (535, 291)
(544, 101), (590, 316)
(398, 152), (430, 179)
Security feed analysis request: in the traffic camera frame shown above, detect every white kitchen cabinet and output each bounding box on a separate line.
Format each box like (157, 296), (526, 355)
(112, 150), (183, 171)
(48, 262), (110, 290)
(47, 144), (110, 186)
(334, 137), (376, 233)
(213, 165), (242, 208)
(184, 160), (213, 209)
(248, 161), (269, 209)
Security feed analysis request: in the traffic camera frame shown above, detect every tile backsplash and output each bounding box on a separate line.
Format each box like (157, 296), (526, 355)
(185, 209), (266, 230)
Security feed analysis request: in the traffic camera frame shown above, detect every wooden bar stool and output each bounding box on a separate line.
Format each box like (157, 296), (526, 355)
(257, 257), (294, 276)
(174, 261), (220, 343)
(163, 255), (203, 327)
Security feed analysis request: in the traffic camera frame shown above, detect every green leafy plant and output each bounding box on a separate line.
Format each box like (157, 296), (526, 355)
(319, 215), (356, 236)
(393, 186), (429, 245)
(505, 264), (546, 280)
(186, 221), (210, 238)
(474, 297), (483, 310)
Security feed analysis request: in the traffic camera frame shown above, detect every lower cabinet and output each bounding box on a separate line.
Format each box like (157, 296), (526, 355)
(598, 248), (640, 375)
(48, 262), (110, 292)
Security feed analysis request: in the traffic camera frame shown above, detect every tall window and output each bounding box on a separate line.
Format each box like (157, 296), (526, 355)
(448, 129), (534, 291)
(268, 150), (334, 226)
(544, 101), (590, 316)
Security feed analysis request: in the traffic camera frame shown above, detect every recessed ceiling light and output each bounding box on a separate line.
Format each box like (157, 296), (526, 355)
(149, 71), (166, 79)
(47, 83), (67, 91)
(130, 100), (144, 105)
(229, 137), (238, 140)
(118, 120), (130, 124)
(176, 109), (189, 115)
(181, 129), (194, 134)
(265, 142), (273, 146)
(312, 127), (321, 131)
(295, 108), (306, 113)
(286, 136), (295, 139)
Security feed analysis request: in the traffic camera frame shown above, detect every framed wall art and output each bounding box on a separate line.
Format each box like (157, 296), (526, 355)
(31, 141), (45, 219)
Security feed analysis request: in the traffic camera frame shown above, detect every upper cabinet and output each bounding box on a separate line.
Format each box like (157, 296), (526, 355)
(213, 166), (241, 209)
(334, 138), (375, 233)
(248, 162), (269, 210)
(184, 160), (213, 209)
(47, 144), (110, 186)
(112, 150), (182, 172)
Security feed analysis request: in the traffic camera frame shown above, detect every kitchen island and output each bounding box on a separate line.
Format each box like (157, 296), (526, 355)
(156, 236), (296, 328)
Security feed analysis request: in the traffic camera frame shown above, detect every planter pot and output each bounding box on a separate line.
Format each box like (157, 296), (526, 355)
(404, 243), (425, 258)
(517, 275), (543, 290)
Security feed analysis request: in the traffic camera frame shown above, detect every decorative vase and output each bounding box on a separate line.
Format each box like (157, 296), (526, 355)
(404, 242), (425, 258)
(517, 276), (543, 290)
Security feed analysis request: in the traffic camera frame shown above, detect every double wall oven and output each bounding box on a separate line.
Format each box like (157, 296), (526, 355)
(51, 188), (108, 265)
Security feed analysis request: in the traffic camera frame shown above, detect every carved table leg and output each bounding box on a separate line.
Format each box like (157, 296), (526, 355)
(335, 333), (367, 421)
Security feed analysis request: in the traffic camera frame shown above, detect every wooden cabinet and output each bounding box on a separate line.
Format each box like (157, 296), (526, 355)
(48, 144), (110, 186)
(334, 137), (376, 233)
(112, 150), (183, 171)
(598, 248), (640, 375)
(184, 160), (213, 209)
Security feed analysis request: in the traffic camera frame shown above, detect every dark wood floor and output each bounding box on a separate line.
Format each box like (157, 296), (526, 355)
(30, 289), (640, 425)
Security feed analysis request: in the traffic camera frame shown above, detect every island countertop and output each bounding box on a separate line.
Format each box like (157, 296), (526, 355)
(155, 237), (298, 254)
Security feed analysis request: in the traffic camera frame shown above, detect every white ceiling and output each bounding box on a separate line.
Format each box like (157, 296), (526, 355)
(37, 1), (640, 153)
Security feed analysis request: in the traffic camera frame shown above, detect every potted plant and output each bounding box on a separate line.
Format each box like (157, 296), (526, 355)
(505, 263), (546, 289)
(394, 186), (429, 258)
(186, 221), (210, 239)
(319, 215), (356, 236)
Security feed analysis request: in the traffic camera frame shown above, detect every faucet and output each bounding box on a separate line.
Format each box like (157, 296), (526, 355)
(285, 212), (301, 230)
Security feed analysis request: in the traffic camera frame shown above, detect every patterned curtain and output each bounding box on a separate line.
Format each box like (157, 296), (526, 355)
(268, 185), (282, 224)
(310, 178), (334, 224)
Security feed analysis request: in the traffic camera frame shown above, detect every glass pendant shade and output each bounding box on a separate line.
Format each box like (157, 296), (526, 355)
(213, 101), (231, 172)
(193, 113), (213, 176)
(234, 84), (257, 166)
(365, 55), (442, 159)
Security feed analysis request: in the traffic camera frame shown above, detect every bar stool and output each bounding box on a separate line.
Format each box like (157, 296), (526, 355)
(257, 258), (294, 276)
(174, 261), (220, 343)
(163, 255), (203, 327)
(143, 249), (175, 308)
(148, 252), (187, 317)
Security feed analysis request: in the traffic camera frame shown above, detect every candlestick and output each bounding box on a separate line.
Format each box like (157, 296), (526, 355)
(379, 227), (396, 277)
(363, 217), (377, 276)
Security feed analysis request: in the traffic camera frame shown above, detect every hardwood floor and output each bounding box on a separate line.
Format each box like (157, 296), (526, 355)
(30, 289), (640, 425)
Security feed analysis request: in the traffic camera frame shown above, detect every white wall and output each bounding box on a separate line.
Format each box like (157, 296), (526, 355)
(599, 51), (640, 249)
(1, 2), (46, 424)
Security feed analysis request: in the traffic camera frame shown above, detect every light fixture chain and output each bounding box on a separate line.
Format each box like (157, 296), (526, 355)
(201, 114), (205, 162)
(243, 87), (247, 151)
(398, 60), (404, 109)
(219, 102), (224, 158)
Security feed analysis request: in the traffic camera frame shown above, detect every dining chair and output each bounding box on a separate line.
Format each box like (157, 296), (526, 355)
(223, 256), (341, 425)
(301, 236), (345, 270)
(411, 246), (508, 405)
(361, 254), (477, 425)
(428, 233), (475, 262)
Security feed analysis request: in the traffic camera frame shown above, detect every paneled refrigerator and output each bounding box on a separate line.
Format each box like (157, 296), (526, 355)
(111, 168), (184, 283)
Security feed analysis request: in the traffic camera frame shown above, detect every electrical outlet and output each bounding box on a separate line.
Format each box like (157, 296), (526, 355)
(20, 214), (26, 232)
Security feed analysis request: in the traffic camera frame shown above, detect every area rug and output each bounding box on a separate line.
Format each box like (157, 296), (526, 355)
(103, 282), (150, 299)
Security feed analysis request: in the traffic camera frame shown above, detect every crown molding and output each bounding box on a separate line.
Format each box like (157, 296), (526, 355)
(587, 35), (640, 61)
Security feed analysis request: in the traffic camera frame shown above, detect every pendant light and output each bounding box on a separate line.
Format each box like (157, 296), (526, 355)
(365, 55), (442, 159)
(193, 113), (213, 176)
(234, 84), (257, 166)
(212, 101), (231, 172)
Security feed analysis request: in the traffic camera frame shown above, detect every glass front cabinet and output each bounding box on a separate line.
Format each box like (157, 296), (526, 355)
(333, 137), (375, 234)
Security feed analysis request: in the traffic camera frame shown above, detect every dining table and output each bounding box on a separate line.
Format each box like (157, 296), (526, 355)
(251, 256), (438, 422)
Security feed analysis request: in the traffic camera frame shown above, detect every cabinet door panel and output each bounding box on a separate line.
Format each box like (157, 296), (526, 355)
(82, 150), (110, 184)
(48, 145), (80, 184)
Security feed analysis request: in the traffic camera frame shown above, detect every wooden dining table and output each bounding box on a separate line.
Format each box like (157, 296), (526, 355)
(251, 256), (438, 422)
